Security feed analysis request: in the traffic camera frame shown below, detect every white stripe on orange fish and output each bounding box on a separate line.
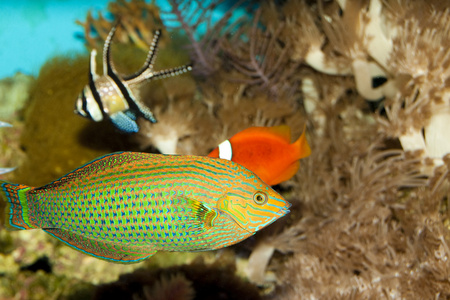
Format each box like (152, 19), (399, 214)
(218, 140), (233, 160)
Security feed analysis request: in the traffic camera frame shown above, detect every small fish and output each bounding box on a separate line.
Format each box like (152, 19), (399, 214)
(208, 125), (311, 186)
(75, 23), (192, 133)
(0, 152), (290, 263)
(0, 121), (12, 128)
(0, 121), (16, 175)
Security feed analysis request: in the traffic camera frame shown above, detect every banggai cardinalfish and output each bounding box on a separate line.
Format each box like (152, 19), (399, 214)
(0, 152), (290, 263)
(75, 22), (191, 133)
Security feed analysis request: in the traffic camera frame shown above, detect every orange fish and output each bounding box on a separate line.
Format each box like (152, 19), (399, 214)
(208, 125), (311, 186)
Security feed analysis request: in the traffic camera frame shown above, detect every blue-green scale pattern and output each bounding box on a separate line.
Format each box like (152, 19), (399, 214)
(29, 153), (250, 252)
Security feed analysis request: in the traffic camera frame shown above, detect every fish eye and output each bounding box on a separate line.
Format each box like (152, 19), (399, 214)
(253, 191), (268, 205)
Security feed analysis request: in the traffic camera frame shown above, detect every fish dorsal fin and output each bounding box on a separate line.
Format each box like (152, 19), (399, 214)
(103, 22), (119, 76)
(266, 125), (291, 142)
(293, 125), (311, 159)
(123, 30), (161, 83)
(183, 198), (218, 231)
(102, 23), (143, 117)
(236, 126), (292, 143)
(87, 49), (107, 117)
(143, 64), (193, 81)
(33, 152), (142, 191)
(89, 49), (99, 81)
(44, 228), (155, 264)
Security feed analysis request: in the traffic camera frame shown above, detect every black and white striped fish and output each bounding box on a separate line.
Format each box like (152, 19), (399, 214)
(75, 23), (192, 133)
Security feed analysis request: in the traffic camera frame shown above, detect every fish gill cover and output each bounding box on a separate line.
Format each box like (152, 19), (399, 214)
(1, 0), (450, 299)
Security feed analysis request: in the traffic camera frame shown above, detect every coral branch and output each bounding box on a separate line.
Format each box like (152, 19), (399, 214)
(76, 0), (164, 51)
(220, 8), (298, 98)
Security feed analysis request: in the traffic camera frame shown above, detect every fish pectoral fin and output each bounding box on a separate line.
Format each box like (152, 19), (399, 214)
(44, 228), (155, 264)
(183, 198), (218, 231)
(110, 111), (139, 133)
(124, 110), (137, 120)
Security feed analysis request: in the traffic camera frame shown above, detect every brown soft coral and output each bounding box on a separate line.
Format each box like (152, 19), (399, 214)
(94, 256), (261, 300)
(134, 94), (216, 155)
(266, 0), (450, 175)
(220, 8), (299, 99)
(267, 140), (446, 299)
(379, 5), (450, 170)
(77, 0), (165, 52)
(133, 273), (195, 300)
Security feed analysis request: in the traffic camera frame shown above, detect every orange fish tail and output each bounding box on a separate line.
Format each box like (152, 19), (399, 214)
(0, 181), (38, 230)
(293, 126), (311, 159)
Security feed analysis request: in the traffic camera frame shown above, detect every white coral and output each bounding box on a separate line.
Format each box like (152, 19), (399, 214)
(297, 0), (450, 173)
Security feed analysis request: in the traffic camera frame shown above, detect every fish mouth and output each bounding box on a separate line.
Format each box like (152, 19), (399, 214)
(256, 205), (291, 231)
(277, 207), (290, 217)
(218, 199), (292, 233)
(277, 200), (292, 216)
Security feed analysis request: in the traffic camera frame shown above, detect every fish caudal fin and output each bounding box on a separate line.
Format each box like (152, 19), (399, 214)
(293, 126), (311, 159)
(0, 181), (36, 230)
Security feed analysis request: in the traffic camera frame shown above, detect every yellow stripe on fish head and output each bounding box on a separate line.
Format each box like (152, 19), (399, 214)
(217, 168), (291, 233)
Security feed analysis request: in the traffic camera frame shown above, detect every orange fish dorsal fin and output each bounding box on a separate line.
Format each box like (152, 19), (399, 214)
(293, 125), (311, 159)
(236, 125), (292, 143)
(265, 125), (291, 142)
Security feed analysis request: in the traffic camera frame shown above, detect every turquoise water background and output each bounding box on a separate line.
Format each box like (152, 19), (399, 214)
(0, 1), (111, 78)
(0, 0), (234, 78)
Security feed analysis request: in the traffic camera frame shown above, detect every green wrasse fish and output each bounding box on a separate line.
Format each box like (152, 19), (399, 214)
(0, 152), (290, 263)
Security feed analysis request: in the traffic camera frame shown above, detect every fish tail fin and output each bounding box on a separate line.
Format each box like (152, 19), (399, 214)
(293, 125), (311, 159)
(0, 181), (37, 230)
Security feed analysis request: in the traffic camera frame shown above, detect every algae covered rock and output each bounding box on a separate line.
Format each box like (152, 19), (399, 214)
(0, 72), (34, 121)
(14, 55), (141, 187)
